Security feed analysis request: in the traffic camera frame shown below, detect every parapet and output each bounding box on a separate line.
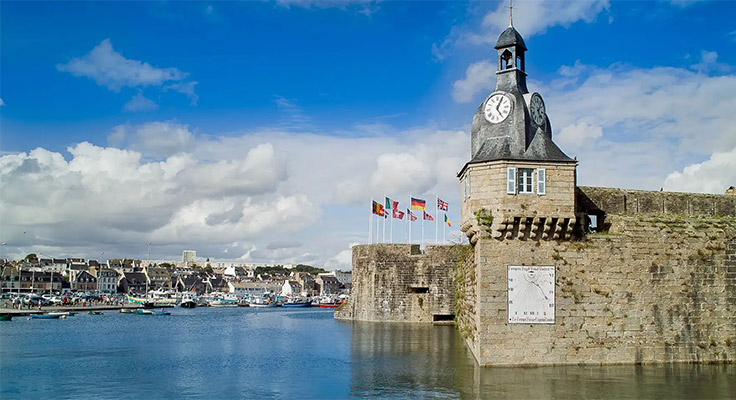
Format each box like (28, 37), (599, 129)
(578, 186), (736, 217)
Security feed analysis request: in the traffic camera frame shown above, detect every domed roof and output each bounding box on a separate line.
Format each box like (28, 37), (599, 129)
(495, 26), (527, 51)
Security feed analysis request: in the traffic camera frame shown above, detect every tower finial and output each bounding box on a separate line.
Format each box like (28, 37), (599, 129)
(509, 0), (513, 27)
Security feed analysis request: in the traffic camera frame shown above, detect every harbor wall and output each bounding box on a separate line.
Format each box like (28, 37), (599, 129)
(334, 244), (464, 323)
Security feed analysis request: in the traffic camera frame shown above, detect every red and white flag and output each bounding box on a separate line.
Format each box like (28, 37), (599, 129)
(423, 211), (434, 221)
(393, 208), (405, 219)
(407, 209), (417, 221)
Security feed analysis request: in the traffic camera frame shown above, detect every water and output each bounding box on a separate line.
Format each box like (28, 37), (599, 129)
(1, 308), (734, 399)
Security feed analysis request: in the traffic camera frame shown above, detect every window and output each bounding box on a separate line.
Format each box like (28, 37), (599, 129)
(517, 168), (533, 194)
(537, 168), (546, 195)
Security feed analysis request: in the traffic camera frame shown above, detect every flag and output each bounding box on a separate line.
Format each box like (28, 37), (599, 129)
(411, 197), (426, 210)
(407, 209), (417, 221)
(392, 200), (399, 210)
(383, 209), (389, 218)
(385, 197), (392, 210)
(372, 200), (384, 216)
(437, 198), (448, 211)
(423, 211), (434, 221)
(444, 214), (452, 227)
(393, 208), (404, 219)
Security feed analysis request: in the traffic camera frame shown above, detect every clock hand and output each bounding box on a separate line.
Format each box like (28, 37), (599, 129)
(496, 100), (502, 113)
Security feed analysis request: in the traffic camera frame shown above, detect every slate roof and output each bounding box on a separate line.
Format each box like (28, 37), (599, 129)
(495, 26), (527, 50)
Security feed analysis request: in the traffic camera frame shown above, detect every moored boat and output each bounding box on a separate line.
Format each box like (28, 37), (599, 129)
(180, 293), (197, 308)
(0, 315), (13, 321)
(31, 314), (62, 319)
(282, 297), (313, 307)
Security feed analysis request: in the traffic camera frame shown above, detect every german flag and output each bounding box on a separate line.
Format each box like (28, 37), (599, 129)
(372, 200), (385, 216)
(410, 197), (426, 210)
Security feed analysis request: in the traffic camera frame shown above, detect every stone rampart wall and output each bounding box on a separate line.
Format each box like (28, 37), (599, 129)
(469, 214), (736, 366)
(578, 186), (736, 217)
(335, 244), (464, 323)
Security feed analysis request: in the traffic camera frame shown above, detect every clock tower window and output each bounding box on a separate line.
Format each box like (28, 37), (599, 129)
(517, 168), (533, 194)
(500, 50), (513, 70)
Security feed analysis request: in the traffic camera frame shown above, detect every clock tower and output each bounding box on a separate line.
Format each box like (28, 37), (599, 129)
(459, 25), (578, 243)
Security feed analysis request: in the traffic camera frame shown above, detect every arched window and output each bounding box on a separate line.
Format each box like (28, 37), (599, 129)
(500, 50), (513, 70)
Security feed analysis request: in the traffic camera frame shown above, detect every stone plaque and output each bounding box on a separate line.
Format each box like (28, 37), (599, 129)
(507, 265), (555, 324)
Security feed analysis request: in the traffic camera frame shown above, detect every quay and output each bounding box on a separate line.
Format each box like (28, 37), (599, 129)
(0, 304), (144, 316)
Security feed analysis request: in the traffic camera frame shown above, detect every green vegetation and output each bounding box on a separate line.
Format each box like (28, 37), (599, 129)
(474, 208), (493, 229)
(255, 264), (326, 276)
(25, 253), (38, 263)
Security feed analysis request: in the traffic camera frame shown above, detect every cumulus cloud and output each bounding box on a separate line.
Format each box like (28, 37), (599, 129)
(123, 92), (158, 112)
(0, 121), (469, 267)
(556, 122), (603, 150)
(435, 0), (609, 59)
(108, 121), (195, 157)
(58, 39), (197, 106)
(534, 62), (736, 191)
(480, 0), (610, 40)
(452, 60), (496, 103)
(663, 146), (736, 194)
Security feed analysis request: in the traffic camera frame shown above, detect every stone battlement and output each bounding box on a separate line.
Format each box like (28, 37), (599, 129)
(578, 186), (736, 218)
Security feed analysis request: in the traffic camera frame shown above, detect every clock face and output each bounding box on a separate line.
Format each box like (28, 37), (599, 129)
(529, 93), (546, 126)
(507, 265), (555, 324)
(483, 93), (512, 124)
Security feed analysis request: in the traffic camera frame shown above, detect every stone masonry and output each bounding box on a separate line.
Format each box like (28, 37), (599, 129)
(335, 244), (462, 323)
(455, 205), (736, 366)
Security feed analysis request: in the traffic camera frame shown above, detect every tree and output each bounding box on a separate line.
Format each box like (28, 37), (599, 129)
(25, 253), (38, 263)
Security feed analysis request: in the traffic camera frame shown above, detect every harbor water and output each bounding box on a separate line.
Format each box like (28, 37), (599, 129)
(1, 307), (734, 399)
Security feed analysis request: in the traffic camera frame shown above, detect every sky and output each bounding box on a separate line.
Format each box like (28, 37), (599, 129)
(1, 0), (735, 268)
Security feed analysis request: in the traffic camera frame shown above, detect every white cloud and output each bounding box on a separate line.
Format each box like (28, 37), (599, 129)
(164, 81), (199, 106)
(0, 98), (4, 106)
(435, 0), (609, 59)
(57, 39), (187, 91)
(663, 146), (736, 194)
(58, 39), (197, 106)
(0, 121), (468, 266)
(123, 92), (158, 112)
(480, 0), (610, 40)
(108, 121), (195, 157)
(556, 122), (603, 150)
(452, 60), (495, 103)
(690, 50), (733, 74)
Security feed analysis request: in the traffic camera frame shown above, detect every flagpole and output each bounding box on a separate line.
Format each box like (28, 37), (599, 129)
(435, 194), (439, 245)
(443, 213), (447, 244)
(369, 198), (373, 244)
(409, 195), (412, 244)
(421, 212), (424, 249)
(390, 205), (394, 243)
(382, 195), (386, 243)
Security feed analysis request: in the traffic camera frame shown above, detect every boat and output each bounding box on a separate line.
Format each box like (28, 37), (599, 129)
(45, 312), (71, 317)
(249, 294), (279, 308)
(207, 299), (238, 307)
(31, 314), (62, 319)
(88, 311), (104, 315)
(119, 308), (137, 314)
(282, 297), (313, 307)
(136, 309), (170, 315)
(319, 303), (341, 308)
(180, 293), (197, 308)
(127, 294), (177, 308)
(0, 315), (13, 321)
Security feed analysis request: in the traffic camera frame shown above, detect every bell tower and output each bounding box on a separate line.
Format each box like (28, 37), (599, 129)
(459, 25), (578, 243)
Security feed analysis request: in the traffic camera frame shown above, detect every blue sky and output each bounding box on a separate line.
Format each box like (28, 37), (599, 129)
(2, 0), (735, 266)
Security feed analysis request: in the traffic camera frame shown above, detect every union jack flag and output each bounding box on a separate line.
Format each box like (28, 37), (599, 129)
(437, 198), (448, 211)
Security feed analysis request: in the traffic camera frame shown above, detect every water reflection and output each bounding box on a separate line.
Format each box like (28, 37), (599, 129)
(347, 321), (736, 399)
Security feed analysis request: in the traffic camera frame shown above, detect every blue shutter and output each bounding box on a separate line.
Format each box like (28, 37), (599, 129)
(537, 168), (546, 195)
(507, 167), (516, 194)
